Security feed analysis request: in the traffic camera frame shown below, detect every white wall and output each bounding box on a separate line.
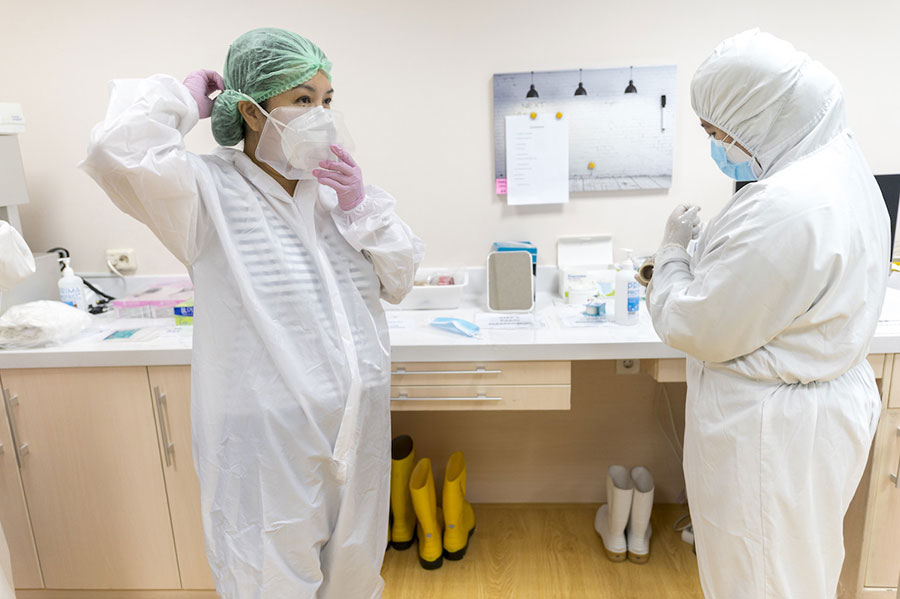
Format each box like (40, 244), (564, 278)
(5, 0), (900, 274)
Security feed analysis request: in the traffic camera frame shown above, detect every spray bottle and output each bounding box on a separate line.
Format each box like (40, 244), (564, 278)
(58, 258), (87, 311)
(615, 249), (640, 326)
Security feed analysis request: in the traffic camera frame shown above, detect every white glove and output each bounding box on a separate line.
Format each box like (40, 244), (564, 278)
(661, 205), (701, 250)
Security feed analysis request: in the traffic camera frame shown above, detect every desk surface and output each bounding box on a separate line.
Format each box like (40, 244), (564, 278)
(3, 288), (900, 369)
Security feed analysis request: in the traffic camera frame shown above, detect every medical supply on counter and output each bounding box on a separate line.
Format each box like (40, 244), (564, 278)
(557, 235), (615, 303)
(174, 300), (194, 325)
(487, 251), (534, 312)
(583, 297), (607, 320)
(430, 317), (480, 337)
(111, 282), (193, 318)
(0, 300), (91, 348)
(57, 258), (87, 311)
(615, 252), (640, 325)
(386, 269), (469, 311)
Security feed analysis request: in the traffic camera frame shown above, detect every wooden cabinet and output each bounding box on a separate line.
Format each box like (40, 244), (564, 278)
(862, 409), (900, 588)
(859, 355), (900, 591)
(0, 367), (180, 589)
(0, 384), (41, 589)
(147, 366), (216, 590)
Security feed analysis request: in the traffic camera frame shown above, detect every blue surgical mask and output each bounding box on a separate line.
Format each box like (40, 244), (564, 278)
(430, 317), (480, 337)
(710, 137), (758, 181)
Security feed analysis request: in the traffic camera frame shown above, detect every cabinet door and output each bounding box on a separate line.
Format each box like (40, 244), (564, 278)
(864, 409), (900, 588)
(2, 367), (180, 589)
(148, 366), (216, 590)
(0, 384), (41, 588)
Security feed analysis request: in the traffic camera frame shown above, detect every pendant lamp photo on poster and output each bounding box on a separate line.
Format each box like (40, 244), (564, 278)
(575, 69), (587, 96)
(624, 66), (637, 94)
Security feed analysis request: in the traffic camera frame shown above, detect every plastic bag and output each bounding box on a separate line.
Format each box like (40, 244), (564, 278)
(0, 301), (92, 348)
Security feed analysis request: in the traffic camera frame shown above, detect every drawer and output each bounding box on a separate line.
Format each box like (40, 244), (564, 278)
(390, 361), (570, 386)
(390, 385), (570, 411)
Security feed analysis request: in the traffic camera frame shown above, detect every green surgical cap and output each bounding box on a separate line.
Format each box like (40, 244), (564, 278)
(211, 28), (332, 146)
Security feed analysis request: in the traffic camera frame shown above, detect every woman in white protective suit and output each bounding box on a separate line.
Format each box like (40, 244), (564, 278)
(644, 30), (889, 598)
(0, 220), (34, 599)
(81, 28), (424, 599)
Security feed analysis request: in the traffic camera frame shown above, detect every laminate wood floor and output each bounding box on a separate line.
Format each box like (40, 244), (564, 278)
(382, 504), (703, 599)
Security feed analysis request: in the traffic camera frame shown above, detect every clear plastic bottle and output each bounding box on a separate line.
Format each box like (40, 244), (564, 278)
(58, 257), (87, 311)
(615, 250), (640, 326)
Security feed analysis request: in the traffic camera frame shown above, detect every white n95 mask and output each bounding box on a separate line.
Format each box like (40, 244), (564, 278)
(252, 103), (355, 180)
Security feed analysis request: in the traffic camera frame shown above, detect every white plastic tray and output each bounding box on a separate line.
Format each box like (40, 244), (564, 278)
(384, 269), (469, 311)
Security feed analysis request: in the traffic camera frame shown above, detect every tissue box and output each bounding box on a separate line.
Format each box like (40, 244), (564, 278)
(557, 235), (615, 303)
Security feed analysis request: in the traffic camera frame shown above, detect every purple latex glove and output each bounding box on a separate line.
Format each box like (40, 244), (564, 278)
(314, 146), (366, 211)
(183, 69), (225, 119)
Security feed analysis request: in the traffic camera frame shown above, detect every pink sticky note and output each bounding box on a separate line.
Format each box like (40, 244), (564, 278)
(496, 178), (508, 194)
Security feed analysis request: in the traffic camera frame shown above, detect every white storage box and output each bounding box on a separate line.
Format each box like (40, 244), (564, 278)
(557, 235), (616, 303)
(384, 268), (469, 310)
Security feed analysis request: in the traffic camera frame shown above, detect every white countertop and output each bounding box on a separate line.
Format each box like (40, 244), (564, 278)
(3, 288), (900, 369)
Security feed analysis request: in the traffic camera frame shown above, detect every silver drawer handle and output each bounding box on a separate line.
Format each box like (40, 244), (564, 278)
(891, 427), (900, 489)
(154, 387), (175, 467)
(392, 393), (502, 402)
(391, 367), (502, 376)
(2, 388), (28, 468)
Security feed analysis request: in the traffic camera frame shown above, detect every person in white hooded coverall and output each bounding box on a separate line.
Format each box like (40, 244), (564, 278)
(646, 30), (889, 598)
(0, 220), (34, 599)
(81, 28), (424, 599)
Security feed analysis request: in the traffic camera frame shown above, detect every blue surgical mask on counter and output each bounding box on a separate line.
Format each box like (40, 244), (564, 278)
(710, 136), (758, 182)
(430, 317), (480, 338)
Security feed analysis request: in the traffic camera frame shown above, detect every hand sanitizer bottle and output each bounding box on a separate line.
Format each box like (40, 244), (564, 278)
(58, 258), (87, 311)
(615, 250), (640, 326)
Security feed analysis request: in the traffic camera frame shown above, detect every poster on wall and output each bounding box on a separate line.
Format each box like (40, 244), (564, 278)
(493, 65), (677, 194)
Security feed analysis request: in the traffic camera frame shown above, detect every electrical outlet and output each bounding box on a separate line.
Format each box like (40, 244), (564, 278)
(616, 359), (641, 375)
(106, 248), (137, 274)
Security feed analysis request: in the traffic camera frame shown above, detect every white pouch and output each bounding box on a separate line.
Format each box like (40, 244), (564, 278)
(0, 300), (92, 348)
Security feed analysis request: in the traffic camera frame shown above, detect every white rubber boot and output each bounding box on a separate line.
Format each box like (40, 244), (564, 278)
(594, 465), (634, 562)
(626, 466), (655, 564)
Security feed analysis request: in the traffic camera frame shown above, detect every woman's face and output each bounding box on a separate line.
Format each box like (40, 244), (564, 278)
(239, 70), (334, 134)
(265, 70), (333, 111)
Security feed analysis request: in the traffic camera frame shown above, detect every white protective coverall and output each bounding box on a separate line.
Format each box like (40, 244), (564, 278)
(0, 220), (33, 599)
(81, 75), (424, 599)
(648, 31), (889, 599)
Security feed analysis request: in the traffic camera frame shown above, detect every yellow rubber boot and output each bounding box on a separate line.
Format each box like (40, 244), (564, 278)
(409, 458), (444, 570)
(390, 435), (417, 550)
(442, 451), (476, 560)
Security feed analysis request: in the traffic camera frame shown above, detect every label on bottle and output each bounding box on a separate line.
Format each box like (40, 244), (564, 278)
(60, 286), (81, 308)
(627, 281), (640, 314)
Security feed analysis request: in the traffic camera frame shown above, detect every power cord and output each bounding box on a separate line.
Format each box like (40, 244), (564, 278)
(46, 247), (117, 313)
(655, 383), (683, 461)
